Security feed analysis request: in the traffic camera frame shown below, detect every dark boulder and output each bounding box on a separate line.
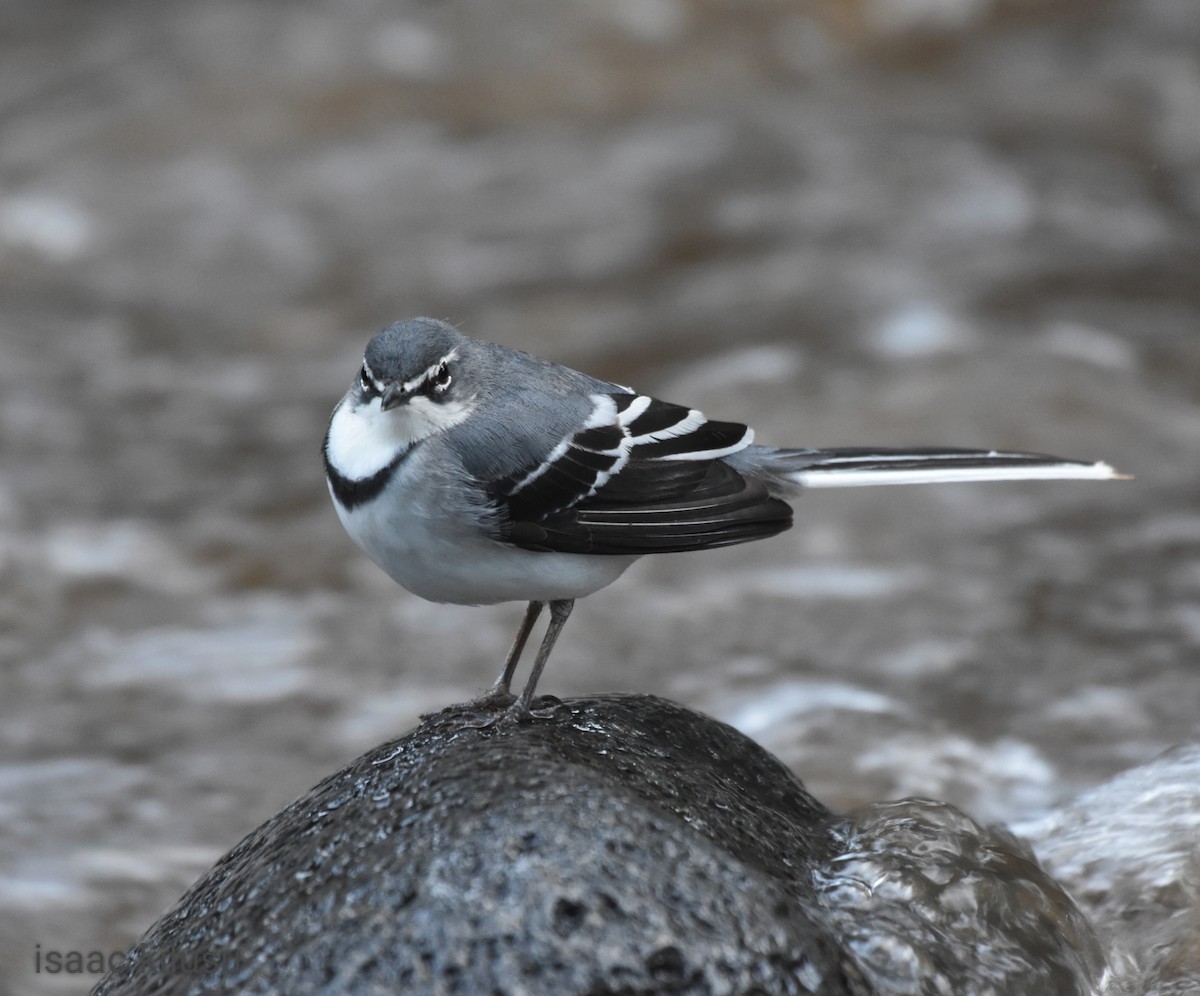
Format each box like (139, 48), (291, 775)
(92, 694), (1104, 995)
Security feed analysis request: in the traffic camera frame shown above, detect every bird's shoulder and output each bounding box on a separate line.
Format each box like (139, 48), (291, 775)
(445, 343), (624, 483)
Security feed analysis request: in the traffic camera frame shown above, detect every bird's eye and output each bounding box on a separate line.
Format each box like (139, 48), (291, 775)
(431, 361), (452, 394)
(359, 364), (376, 395)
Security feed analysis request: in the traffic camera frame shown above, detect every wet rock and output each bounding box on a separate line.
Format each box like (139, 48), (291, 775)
(92, 695), (1104, 996)
(816, 798), (1108, 994)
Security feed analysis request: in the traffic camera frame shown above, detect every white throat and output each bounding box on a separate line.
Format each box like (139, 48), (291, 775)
(325, 392), (475, 480)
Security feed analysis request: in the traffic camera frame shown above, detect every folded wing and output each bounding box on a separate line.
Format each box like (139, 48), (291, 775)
(489, 393), (792, 555)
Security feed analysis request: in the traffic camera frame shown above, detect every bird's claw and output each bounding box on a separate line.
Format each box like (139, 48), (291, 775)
(420, 687), (514, 723)
(497, 695), (563, 725)
(420, 693), (564, 731)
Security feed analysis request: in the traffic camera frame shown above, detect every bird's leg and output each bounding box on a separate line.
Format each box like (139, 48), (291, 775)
(421, 601), (544, 722)
(479, 600), (545, 705)
(505, 599), (574, 721)
(458, 604), (544, 715)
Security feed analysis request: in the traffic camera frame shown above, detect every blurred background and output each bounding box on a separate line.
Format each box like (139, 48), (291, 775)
(2, 0), (1198, 991)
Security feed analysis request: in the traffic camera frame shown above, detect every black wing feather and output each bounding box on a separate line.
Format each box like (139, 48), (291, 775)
(489, 395), (791, 556)
(508, 464), (791, 554)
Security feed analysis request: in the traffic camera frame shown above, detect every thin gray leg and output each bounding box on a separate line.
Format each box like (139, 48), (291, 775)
(491, 600), (544, 695)
(425, 601), (548, 722)
(510, 599), (574, 717)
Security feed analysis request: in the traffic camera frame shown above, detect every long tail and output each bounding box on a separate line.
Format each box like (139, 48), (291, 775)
(736, 446), (1125, 489)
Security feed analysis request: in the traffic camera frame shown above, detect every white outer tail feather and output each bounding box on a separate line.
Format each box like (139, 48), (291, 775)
(778, 452), (1124, 488)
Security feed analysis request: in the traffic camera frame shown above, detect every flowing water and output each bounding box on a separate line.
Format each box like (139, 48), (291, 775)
(2, 0), (1198, 992)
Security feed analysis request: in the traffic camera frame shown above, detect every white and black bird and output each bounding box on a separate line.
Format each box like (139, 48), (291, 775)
(323, 318), (1119, 722)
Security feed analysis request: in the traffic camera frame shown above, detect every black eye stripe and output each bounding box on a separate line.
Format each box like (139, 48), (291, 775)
(363, 357), (452, 401)
(428, 360), (453, 394)
(359, 364), (377, 394)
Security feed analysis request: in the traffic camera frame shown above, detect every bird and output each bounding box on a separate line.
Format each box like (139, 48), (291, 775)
(323, 317), (1121, 724)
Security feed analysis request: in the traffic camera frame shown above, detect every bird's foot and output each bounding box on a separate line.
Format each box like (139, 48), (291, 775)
(421, 692), (564, 730)
(495, 694), (564, 726)
(421, 687), (514, 722)
(461, 686), (518, 711)
(420, 687), (514, 730)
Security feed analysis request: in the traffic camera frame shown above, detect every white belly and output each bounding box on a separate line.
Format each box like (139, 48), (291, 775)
(331, 481), (638, 606)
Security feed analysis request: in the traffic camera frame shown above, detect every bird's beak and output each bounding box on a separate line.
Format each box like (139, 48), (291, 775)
(380, 383), (408, 411)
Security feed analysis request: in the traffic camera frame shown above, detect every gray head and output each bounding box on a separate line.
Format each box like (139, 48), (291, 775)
(336, 317), (611, 470)
(326, 319), (482, 482)
(358, 318), (470, 412)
